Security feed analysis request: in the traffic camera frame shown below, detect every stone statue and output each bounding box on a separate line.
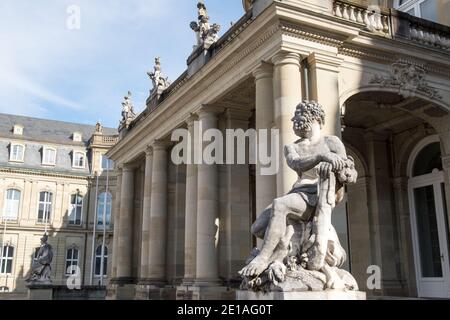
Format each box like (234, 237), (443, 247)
(242, 0), (253, 12)
(119, 91), (136, 129)
(190, 2), (221, 51)
(239, 101), (359, 293)
(27, 234), (53, 285)
(147, 57), (171, 99)
(95, 121), (103, 134)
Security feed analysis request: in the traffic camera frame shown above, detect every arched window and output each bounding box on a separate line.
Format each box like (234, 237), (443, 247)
(94, 245), (108, 277)
(3, 189), (21, 220)
(65, 247), (79, 275)
(97, 193), (112, 227)
(0, 245), (14, 275)
(412, 142), (442, 177)
(69, 194), (83, 225)
(38, 191), (53, 223)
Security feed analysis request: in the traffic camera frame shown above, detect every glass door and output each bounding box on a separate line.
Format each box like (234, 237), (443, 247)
(409, 176), (450, 298)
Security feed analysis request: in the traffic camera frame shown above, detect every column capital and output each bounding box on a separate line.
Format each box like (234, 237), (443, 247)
(122, 165), (134, 173)
(152, 139), (171, 151)
(186, 113), (198, 128)
(145, 145), (153, 156)
(252, 62), (273, 80)
(195, 106), (223, 120)
(307, 52), (343, 72)
(225, 107), (252, 122)
(271, 51), (301, 67)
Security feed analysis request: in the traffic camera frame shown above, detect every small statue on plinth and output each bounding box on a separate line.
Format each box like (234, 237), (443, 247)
(27, 234), (54, 285)
(190, 1), (221, 51)
(119, 91), (136, 130)
(147, 57), (171, 99)
(239, 101), (360, 294)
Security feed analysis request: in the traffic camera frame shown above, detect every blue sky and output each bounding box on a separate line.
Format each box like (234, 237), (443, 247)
(0, 0), (244, 128)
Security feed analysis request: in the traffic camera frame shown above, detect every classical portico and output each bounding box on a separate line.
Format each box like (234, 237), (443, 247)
(106, 0), (450, 300)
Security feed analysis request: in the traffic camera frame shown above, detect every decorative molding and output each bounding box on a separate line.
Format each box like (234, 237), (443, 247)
(281, 22), (344, 48)
(0, 167), (90, 181)
(370, 60), (442, 100)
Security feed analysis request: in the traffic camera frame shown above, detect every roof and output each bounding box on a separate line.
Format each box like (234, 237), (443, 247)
(0, 113), (117, 146)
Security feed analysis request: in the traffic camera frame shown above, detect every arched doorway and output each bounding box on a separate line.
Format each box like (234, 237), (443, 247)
(407, 136), (450, 298)
(341, 89), (450, 297)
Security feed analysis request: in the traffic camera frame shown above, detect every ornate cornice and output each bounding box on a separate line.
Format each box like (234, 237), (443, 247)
(0, 166), (91, 181)
(280, 22), (344, 48)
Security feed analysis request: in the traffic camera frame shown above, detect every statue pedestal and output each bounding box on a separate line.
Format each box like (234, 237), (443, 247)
(237, 290), (366, 300)
(27, 284), (53, 300)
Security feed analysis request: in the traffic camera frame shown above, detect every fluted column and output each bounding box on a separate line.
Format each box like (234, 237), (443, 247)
(195, 108), (220, 284)
(111, 167), (123, 278)
(140, 147), (153, 279)
(116, 165), (135, 279)
(183, 116), (198, 284)
(272, 51), (302, 196)
(147, 141), (169, 283)
(254, 63), (277, 217)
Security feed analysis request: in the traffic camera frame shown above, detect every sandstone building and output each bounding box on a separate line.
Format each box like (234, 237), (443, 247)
(0, 114), (118, 297)
(106, 0), (450, 300)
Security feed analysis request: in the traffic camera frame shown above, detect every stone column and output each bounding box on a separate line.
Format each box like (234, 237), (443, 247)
(307, 52), (343, 137)
(147, 141), (169, 284)
(183, 116), (198, 284)
(253, 63), (277, 217)
(272, 51), (302, 196)
(222, 108), (252, 282)
(140, 147), (153, 280)
(111, 167), (123, 278)
(365, 131), (403, 295)
(116, 165), (135, 279)
(195, 108), (220, 285)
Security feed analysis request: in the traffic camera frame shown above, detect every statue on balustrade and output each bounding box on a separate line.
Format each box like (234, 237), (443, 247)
(190, 2), (221, 51)
(239, 101), (359, 292)
(26, 234), (54, 285)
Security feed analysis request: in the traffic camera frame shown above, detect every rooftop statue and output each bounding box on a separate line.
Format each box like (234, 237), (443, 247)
(242, 0), (253, 12)
(190, 1), (221, 51)
(26, 234), (53, 285)
(239, 101), (359, 293)
(120, 91), (136, 129)
(147, 57), (171, 99)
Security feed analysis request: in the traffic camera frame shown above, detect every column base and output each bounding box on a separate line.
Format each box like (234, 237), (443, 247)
(237, 289), (367, 300)
(134, 280), (178, 300)
(106, 278), (136, 300)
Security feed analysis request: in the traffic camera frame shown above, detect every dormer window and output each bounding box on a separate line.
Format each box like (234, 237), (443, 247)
(13, 125), (23, 135)
(73, 132), (82, 142)
(73, 151), (86, 168)
(42, 147), (57, 166)
(10, 144), (25, 162)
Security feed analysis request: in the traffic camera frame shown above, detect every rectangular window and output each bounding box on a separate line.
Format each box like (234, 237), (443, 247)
(4, 189), (21, 221)
(38, 192), (52, 223)
(101, 155), (114, 171)
(73, 152), (85, 168)
(10, 144), (24, 162)
(43, 148), (56, 165)
(0, 246), (14, 275)
(396, 0), (437, 23)
(65, 248), (79, 275)
(69, 194), (83, 225)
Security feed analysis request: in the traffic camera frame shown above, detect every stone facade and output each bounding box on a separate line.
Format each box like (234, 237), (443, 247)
(107, 0), (450, 300)
(0, 114), (118, 297)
